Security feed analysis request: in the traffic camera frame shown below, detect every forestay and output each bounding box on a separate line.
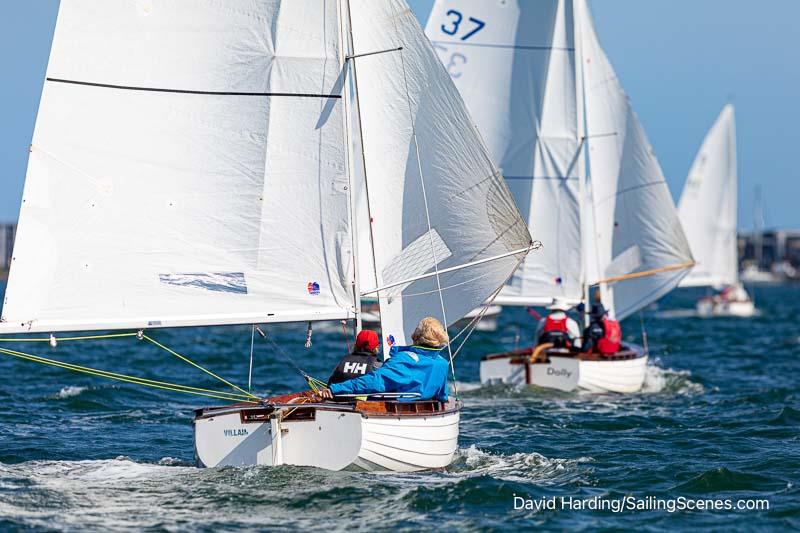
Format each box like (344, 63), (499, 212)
(576, 0), (692, 320)
(677, 105), (738, 288)
(425, 0), (583, 307)
(1, 0), (355, 333)
(349, 0), (532, 351)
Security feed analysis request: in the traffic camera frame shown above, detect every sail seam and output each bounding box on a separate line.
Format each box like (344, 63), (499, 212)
(46, 78), (342, 98)
(505, 175), (579, 181)
(429, 40), (574, 52)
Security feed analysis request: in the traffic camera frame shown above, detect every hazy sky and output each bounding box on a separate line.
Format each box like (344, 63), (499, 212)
(1, 1), (797, 229)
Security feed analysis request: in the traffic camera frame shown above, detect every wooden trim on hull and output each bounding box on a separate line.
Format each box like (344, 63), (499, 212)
(482, 345), (645, 363)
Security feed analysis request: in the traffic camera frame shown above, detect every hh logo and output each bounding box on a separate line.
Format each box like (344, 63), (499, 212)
(387, 335), (395, 347)
(307, 281), (320, 295)
(343, 362), (368, 374)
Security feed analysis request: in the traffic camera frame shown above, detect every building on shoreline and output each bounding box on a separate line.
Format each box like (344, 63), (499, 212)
(0, 224), (15, 271)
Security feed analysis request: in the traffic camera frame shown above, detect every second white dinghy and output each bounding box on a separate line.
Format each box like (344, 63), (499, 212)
(427, 0), (694, 393)
(0, 0), (533, 472)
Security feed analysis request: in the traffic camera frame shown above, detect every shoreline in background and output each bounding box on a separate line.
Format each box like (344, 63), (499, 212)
(0, 269), (7, 281)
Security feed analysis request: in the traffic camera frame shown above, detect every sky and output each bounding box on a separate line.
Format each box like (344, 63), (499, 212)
(1, 1), (798, 229)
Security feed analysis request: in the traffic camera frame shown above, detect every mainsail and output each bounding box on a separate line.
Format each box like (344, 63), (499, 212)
(427, 0), (692, 320)
(1, 0), (354, 333)
(677, 105), (738, 288)
(575, 0), (693, 320)
(425, 0), (582, 307)
(2, 0), (531, 341)
(350, 0), (532, 349)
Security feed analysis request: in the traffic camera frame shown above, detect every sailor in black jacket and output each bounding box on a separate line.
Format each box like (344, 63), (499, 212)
(327, 329), (383, 386)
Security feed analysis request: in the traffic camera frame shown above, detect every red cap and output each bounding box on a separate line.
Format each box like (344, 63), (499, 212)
(355, 330), (380, 351)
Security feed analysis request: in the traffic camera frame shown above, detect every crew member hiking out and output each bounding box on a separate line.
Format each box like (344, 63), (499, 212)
(327, 330), (382, 386)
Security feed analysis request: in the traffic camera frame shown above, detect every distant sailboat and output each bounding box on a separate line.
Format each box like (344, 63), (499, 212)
(0, 0), (532, 470)
(678, 105), (756, 317)
(426, 0), (693, 393)
(740, 186), (782, 285)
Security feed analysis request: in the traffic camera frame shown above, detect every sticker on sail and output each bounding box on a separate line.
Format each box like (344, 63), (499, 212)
(159, 272), (247, 294)
(387, 334), (395, 347)
(307, 281), (320, 295)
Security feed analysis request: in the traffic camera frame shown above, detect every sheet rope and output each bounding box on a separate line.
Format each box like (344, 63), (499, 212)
(0, 332), (260, 403)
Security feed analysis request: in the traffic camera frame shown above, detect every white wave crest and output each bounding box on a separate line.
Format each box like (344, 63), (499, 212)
(55, 386), (87, 399)
(450, 445), (594, 484)
(641, 365), (704, 395)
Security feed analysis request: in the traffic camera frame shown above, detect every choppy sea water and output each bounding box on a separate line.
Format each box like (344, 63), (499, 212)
(0, 282), (797, 531)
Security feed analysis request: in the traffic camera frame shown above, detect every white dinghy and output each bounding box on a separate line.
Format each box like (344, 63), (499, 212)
(678, 105), (756, 318)
(0, 0), (532, 471)
(426, 0), (694, 393)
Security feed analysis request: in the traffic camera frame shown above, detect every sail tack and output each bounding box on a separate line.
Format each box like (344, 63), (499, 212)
(349, 0), (532, 349)
(2, 0), (355, 333)
(678, 105), (738, 288)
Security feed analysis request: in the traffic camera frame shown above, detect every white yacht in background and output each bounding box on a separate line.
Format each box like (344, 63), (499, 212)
(426, 0), (694, 393)
(678, 105), (756, 317)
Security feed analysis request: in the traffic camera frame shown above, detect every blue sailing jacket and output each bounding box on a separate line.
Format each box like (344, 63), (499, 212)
(329, 345), (450, 402)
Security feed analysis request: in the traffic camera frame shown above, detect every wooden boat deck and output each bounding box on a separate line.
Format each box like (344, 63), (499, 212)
(482, 345), (643, 363)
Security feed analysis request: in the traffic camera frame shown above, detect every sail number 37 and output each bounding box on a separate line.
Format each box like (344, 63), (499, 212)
(440, 9), (485, 41)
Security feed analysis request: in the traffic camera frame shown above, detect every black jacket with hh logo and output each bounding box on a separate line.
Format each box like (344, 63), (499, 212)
(327, 350), (382, 386)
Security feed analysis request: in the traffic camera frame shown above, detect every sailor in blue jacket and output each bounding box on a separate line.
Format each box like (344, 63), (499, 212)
(317, 317), (451, 402)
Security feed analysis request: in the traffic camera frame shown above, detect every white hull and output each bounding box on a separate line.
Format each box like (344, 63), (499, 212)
(480, 347), (648, 394)
(696, 298), (756, 318)
(194, 401), (460, 472)
(576, 354), (648, 393)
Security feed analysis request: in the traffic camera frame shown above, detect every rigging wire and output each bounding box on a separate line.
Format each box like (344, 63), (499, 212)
(0, 332), (260, 402)
(0, 345), (257, 404)
(254, 326), (327, 391)
(248, 324), (256, 393)
(390, 11), (458, 398)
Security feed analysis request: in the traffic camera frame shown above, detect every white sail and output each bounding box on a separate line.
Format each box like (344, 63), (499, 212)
(1, 0), (355, 333)
(576, 0), (693, 320)
(349, 0), (532, 350)
(677, 105), (738, 288)
(425, 0), (583, 307)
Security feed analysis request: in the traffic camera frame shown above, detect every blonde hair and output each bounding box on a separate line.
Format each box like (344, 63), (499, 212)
(411, 317), (449, 348)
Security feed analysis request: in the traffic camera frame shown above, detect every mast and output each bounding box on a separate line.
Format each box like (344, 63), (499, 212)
(342, 0), (380, 335)
(339, 0), (362, 333)
(574, 0), (590, 327)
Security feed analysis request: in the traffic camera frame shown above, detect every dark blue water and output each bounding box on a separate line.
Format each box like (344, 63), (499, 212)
(0, 281), (797, 531)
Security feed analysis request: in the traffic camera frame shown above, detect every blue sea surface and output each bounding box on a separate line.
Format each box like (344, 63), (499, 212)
(0, 282), (797, 531)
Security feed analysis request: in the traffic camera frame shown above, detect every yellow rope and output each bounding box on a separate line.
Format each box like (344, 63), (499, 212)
(0, 346), (258, 404)
(0, 332), (139, 343)
(142, 335), (259, 400)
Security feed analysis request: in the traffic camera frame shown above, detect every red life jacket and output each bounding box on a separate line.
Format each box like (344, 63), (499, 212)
(543, 315), (569, 333)
(596, 318), (621, 355)
(542, 314), (571, 348)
